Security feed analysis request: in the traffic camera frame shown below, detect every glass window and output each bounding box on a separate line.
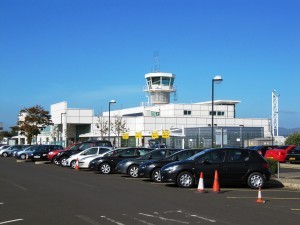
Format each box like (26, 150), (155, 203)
(184, 110), (191, 115)
(152, 77), (161, 85)
(200, 150), (226, 163)
(228, 150), (249, 162)
(137, 149), (150, 156)
(119, 148), (136, 156)
(162, 77), (170, 86)
(98, 148), (110, 154)
(150, 150), (166, 159)
(84, 147), (98, 155)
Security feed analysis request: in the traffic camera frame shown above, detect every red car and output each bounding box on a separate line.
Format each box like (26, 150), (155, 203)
(264, 145), (296, 162)
(47, 143), (80, 165)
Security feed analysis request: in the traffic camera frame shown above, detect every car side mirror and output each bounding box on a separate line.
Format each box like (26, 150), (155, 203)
(173, 156), (179, 161)
(147, 154), (152, 159)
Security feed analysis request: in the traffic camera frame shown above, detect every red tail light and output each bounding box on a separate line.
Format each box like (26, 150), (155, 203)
(263, 163), (270, 169)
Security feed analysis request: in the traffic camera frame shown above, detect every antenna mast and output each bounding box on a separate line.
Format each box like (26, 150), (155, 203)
(153, 52), (160, 72)
(272, 90), (279, 136)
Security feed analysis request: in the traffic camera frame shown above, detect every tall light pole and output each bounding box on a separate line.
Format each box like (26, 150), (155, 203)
(60, 112), (67, 146)
(108, 100), (116, 142)
(211, 75), (223, 148)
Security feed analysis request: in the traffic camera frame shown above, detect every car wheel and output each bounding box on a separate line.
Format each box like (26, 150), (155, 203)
(71, 160), (77, 169)
(100, 163), (111, 174)
(2, 152), (8, 157)
(53, 156), (60, 165)
(20, 154), (26, 160)
(151, 168), (162, 182)
(177, 171), (194, 188)
(247, 172), (265, 189)
(128, 165), (139, 178)
(60, 157), (68, 167)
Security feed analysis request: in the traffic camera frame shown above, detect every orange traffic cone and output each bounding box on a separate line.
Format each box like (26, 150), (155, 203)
(256, 187), (265, 203)
(75, 158), (79, 171)
(196, 172), (205, 193)
(212, 170), (220, 193)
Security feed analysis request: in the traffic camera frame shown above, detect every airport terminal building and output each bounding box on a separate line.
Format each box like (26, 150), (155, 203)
(13, 72), (277, 148)
(44, 72), (275, 148)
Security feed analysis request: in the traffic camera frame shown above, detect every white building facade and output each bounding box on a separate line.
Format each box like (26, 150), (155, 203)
(13, 72), (277, 147)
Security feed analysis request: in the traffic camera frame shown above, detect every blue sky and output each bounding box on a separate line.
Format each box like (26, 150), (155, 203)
(0, 0), (299, 131)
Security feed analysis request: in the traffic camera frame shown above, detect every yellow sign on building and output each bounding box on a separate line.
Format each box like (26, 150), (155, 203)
(135, 132), (143, 139)
(151, 131), (159, 139)
(122, 133), (129, 140)
(162, 130), (170, 138)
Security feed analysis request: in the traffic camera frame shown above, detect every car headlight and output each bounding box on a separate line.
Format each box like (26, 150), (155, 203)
(164, 165), (178, 172)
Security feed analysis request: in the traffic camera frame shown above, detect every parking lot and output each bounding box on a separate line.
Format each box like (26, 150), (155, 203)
(0, 157), (300, 225)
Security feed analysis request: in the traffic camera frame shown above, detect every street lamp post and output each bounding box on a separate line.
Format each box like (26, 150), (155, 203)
(60, 112), (67, 146)
(211, 75), (223, 148)
(108, 100), (116, 142)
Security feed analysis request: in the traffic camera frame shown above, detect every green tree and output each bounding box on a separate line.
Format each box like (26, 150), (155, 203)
(14, 105), (53, 145)
(285, 132), (300, 146)
(0, 130), (15, 142)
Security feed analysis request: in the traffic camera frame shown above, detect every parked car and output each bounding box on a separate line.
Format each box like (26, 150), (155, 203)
(11, 146), (30, 157)
(285, 146), (300, 164)
(27, 145), (64, 161)
(89, 147), (153, 174)
(0, 145), (10, 150)
(65, 147), (112, 169)
(56, 140), (112, 166)
(139, 149), (202, 182)
(15, 146), (37, 159)
(115, 148), (183, 178)
(78, 150), (116, 169)
(247, 145), (278, 156)
(264, 145), (296, 162)
(48, 143), (81, 165)
(0, 145), (26, 157)
(160, 147), (271, 189)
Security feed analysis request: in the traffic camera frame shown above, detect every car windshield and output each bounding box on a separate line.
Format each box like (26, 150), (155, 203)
(104, 148), (125, 157)
(187, 149), (210, 160)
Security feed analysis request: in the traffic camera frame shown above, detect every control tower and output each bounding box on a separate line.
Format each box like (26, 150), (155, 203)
(144, 72), (176, 105)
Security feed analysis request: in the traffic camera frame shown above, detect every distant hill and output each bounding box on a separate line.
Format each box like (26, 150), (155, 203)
(279, 127), (300, 136)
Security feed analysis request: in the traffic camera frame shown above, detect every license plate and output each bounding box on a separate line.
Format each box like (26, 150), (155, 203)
(289, 157), (295, 160)
(34, 156), (40, 158)
(267, 157), (273, 159)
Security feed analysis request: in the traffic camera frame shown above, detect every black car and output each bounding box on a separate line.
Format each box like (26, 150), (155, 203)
(115, 148), (183, 178)
(27, 145), (64, 161)
(160, 147), (272, 189)
(89, 147), (153, 174)
(247, 145), (278, 156)
(285, 146), (300, 164)
(138, 149), (202, 182)
(56, 140), (112, 166)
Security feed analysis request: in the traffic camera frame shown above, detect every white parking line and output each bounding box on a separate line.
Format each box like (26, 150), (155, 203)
(122, 214), (155, 225)
(100, 216), (125, 225)
(0, 178), (27, 191)
(0, 219), (24, 224)
(139, 213), (189, 224)
(174, 210), (216, 223)
(227, 196), (300, 200)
